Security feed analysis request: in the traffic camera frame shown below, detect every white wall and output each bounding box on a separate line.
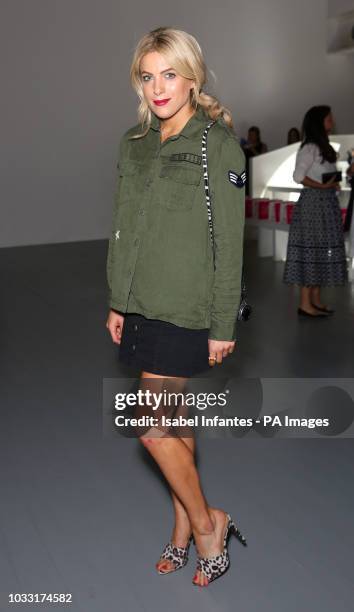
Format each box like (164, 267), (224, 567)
(328, 0), (354, 16)
(1, 0), (354, 247)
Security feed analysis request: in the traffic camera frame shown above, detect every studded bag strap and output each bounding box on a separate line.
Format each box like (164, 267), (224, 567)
(201, 121), (217, 267)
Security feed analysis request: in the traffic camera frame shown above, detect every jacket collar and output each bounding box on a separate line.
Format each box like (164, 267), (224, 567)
(149, 104), (209, 139)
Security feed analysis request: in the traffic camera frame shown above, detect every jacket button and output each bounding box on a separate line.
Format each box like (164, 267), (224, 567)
(134, 324), (138, 331)
(132, 344), (136, 351)
(134, 238), (139, 246)
(139, 209), (145, 215)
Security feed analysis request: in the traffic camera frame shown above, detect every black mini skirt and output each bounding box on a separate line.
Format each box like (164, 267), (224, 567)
(118, 313), (210, 377)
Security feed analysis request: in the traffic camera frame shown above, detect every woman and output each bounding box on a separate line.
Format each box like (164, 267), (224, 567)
(345, 155), (354, 263)
(287, 127), (300, 145)
(105, 28), (246, 587)
(343, 152), (354, 235)
(242, 126), (267, 195)
(283, 105), (347, 315)
(242, 126), (268, 156)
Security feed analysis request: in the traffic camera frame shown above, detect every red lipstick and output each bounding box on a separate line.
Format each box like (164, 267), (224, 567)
(153, 98), (171, 106)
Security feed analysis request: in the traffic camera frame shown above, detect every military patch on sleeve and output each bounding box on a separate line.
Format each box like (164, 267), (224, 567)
(228, 170), (246, 188)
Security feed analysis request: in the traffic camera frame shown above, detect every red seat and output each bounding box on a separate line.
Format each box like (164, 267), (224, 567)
(284, 202), (294, 224)
(253, 198), (270, 220)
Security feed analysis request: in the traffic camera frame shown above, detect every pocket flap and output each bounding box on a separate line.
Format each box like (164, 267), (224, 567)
(160, 165), (201, 185)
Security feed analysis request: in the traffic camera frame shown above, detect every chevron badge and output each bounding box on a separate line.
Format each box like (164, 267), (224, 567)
(228, 170), (246, 188)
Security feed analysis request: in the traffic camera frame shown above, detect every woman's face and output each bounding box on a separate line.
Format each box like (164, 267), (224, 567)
(140, 51), (195, 120)
(324, 112), (334, 134)
(289, 129), (299, 143)
(248, 129), (259, 145)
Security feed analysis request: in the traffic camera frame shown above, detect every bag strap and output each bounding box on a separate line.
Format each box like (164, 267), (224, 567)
(201, 120), (217, 255)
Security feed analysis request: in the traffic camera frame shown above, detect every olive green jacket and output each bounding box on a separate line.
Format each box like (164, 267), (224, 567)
(106, 105), (245, 341)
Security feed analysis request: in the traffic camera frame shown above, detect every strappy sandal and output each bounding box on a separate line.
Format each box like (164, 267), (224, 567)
(156, 534), (194, 574)
(192, 513), (247, 586)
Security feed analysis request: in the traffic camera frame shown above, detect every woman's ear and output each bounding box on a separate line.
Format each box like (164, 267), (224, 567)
(190, 83), (198, 107)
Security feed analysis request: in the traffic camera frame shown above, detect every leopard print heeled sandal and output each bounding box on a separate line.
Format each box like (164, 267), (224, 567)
(157, 534), (194, 574)
(192, 514), (247, 586)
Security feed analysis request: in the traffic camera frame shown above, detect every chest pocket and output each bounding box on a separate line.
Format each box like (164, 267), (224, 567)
(159, 164), (201, 211)
(118, 160), (144, 203)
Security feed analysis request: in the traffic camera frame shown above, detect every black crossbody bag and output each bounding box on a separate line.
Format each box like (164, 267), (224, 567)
(201, 121), (252, 322)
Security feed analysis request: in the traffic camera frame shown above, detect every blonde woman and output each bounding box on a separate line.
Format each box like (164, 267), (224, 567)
(106, 27), (246, 587)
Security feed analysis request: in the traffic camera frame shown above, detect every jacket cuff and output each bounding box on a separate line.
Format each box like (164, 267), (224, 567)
(208, 318), (237, 342)
(108, 295), (124, 314)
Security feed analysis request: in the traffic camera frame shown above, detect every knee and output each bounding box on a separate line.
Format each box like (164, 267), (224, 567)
(139, 435), (164, 447)
(139, 435), (151, 447)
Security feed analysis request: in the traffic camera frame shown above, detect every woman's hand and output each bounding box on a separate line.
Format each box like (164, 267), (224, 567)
(302, 176), (339, 190)
(323, 175), (340, 190)
(208, 339), (235, 366)
(106, 309), (124, 344)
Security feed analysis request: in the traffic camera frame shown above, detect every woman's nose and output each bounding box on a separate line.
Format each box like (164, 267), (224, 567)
(153, 78), (164, 96)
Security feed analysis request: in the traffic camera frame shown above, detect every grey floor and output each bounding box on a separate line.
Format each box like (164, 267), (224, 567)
(1, 239), (354, 612)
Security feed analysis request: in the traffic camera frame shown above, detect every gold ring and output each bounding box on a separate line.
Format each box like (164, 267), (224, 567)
(208, 356), (216, 361)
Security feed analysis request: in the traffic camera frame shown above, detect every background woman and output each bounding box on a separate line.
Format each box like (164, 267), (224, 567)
(287, 127), (300, 145)
(283, 105), (347, 315)
(242, 125), (268, 195)
(343, 150), (354, 235)
(243, 125), (268, 156)
(105, 27), (247, 587)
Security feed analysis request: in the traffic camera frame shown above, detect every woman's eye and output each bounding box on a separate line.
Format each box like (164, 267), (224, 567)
(141, 72), (176, 82)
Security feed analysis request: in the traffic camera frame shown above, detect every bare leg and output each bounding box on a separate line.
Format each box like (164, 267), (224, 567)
(156, 434), (195, 573)
(299, 286), (322, 314)
(138, 372), (194, 572)
(310, 286), (327, 309)
(139, 371), (228, 586)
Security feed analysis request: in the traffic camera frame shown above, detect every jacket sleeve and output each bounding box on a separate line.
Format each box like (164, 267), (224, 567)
(106, 137), (125, 305)
(208, 134), (246, 341)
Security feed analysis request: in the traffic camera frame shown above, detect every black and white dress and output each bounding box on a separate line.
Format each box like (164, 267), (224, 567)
(283, 143), (347, 287)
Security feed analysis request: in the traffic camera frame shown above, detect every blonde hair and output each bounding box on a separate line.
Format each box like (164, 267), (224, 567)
(129, 27), (234, 138)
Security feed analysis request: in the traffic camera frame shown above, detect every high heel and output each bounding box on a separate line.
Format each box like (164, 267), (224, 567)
(156, 533), (194, 574)
(192, 513), (247, 586)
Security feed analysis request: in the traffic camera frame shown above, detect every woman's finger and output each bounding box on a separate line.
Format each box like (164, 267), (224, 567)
(108, 322), (120, 344)
(111, 328), (119, 344)
(208, 353), (217, 367)
(116, 321), (124, 343)
(216, 349), (223, 364)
